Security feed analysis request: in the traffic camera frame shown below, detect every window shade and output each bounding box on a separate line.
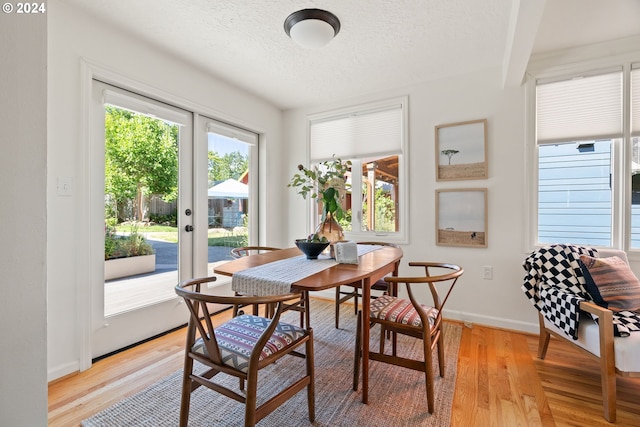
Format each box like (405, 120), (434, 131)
(207, 120), (257, 146)
(632, 64), (640, 137)
(536, 70), (622, 144)
(102, 89), (190, 126)
(310, 104), (403, 161)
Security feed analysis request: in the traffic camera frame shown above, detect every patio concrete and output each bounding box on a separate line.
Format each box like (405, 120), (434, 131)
(104, 240), (235, 316)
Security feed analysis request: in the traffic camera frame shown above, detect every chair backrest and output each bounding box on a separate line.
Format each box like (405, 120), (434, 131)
(175, 276), (302, 366)
(598, 248), (628, 264)
(230, 246), (280, 259)
(385, 262), (463, 330)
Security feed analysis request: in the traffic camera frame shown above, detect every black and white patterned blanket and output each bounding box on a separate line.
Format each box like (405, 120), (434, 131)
(522, 244), (640, 339)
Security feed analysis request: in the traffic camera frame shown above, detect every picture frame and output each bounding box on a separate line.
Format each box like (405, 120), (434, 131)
(436, 188), (487, 248)
(435, 119), (487, 181)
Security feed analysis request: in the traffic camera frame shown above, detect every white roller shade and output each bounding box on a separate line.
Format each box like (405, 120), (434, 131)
(310, 103), (403, 161)
(207, 120), (257, 146)
(632, 64), (640, 137)
(536, 69), (622, 144)
(102, 89), (190, 126)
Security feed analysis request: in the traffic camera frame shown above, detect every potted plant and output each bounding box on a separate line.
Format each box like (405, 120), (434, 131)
(288, 156), (351, 242)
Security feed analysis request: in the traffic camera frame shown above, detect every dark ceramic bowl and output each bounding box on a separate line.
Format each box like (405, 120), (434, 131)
(295, 240), (330, 260)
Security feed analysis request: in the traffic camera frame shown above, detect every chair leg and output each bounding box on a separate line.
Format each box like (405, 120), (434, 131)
(423, 338), (435, 414)
(306, 330), (316, 422)
(302, 291), (310, 328)
(353, 310), (362, 391)
(179, 356), (194, 427)
(601, 354), (617, 422)
(335, 286), (341, 329)
(391, 330), (398, 357)
(437, 327), (445, 377)
(353, 286), (359, 314)
(598, 316), (617, 422)
(537, 313), (551, 359)
(244, 370), (259, 427)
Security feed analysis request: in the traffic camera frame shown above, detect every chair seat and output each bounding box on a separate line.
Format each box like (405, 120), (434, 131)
(192, 314), (306, 373)
(543, 314), (640, 373)
(370, 294), (438, 328)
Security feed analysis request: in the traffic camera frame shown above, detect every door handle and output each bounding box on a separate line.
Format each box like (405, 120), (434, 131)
(185, 225), (193, 232)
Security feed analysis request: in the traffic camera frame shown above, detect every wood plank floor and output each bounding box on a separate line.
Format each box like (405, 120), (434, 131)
(48, 299), (640, 427)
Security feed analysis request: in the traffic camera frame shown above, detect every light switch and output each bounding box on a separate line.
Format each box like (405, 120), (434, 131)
(57, 176), (73, 196)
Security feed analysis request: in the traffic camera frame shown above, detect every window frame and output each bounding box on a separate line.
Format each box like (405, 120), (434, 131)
(305, 96), (409, 244)
(526, 61), (638, 253)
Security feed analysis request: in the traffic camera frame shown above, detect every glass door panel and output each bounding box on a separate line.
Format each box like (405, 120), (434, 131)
(203, 119), (258, 275)
(91, 81), (193, 359)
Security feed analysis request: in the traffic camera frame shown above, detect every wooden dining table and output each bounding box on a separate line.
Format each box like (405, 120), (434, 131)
(213, 245), (403, 404)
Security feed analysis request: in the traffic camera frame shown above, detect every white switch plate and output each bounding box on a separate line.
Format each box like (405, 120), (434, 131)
(57, 176), (73, 196)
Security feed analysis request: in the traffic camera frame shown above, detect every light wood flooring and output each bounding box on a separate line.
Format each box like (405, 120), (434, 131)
(48, 299), (640, 427)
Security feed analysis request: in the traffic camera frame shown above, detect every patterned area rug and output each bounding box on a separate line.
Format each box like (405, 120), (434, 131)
(82, 299), (462, 427)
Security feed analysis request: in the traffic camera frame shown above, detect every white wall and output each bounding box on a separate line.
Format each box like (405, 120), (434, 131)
(0, 7), (48, 426)
(47, 1), (286, 380)
(284, 68), (538, 332)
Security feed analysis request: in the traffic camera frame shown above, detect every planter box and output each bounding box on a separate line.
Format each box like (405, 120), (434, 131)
(105, 254), (156, 281)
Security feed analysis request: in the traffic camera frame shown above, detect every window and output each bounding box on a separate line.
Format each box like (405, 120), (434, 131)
(308, 97), (408, 242)
(530, 63), (640, 249)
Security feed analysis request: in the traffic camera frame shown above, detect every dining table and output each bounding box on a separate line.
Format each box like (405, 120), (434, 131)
(213, 244), (403, 404)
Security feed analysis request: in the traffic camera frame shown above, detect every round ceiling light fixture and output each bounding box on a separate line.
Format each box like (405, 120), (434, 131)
(284, 8), (341, 49)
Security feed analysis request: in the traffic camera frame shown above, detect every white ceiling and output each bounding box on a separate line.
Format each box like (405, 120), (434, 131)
(60, 0), (640, 110)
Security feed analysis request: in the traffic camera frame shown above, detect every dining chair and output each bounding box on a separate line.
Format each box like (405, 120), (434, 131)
(175, 276), (315, 427)
(353, 262), (463, 413)
(230, 246), (310, 328)
(334, 242), (400, 328)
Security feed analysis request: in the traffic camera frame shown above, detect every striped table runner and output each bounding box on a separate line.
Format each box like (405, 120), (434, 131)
(231, 244), (382, 296)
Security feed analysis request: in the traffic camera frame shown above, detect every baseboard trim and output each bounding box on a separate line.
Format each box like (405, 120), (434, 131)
(48, 361), (79, 383)
(311, 289), (539, 335)
(443, 309), (538, 335)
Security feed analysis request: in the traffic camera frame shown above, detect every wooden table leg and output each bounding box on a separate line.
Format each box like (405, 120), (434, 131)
(362, 276), (371, 404)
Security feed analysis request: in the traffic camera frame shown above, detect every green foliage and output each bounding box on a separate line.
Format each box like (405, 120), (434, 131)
(105, 217), (118, 228)
(208, 151), (248, 182)
(337, 209), (352, 231)
(288, 157), (351, 221)
(441, 149), (459, 165)
(207, 234), (246, 247)
(363, 187), (396, 232)
(104, 106), (179, 221)
(104, 226), (155, 260)
(149, 212), (177, 227)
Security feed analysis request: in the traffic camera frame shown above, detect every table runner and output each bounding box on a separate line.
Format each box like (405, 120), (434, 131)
(231, 244), (382, 296)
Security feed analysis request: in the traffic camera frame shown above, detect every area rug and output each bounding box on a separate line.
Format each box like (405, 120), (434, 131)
(82, 299), (462, 427)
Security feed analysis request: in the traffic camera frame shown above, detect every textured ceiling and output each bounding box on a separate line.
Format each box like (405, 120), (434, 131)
(59, 0), (640, 110)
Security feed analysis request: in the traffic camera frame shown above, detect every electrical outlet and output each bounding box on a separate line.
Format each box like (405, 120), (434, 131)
(483, 265), (493, 280)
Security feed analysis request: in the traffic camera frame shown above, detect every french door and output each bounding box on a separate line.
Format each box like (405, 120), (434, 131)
(89, 81), (259, 360)
(91, 81), (197, 358)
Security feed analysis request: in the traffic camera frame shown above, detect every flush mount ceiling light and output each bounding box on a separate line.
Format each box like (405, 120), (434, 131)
(284, 8), (341, 49)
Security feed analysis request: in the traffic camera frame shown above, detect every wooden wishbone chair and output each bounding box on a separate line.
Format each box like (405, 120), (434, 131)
(175, 276), (315, 427)
(353, 262), (463, 413)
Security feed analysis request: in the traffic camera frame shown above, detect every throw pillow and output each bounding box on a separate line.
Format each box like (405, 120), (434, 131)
(579, 255), (640, 312)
